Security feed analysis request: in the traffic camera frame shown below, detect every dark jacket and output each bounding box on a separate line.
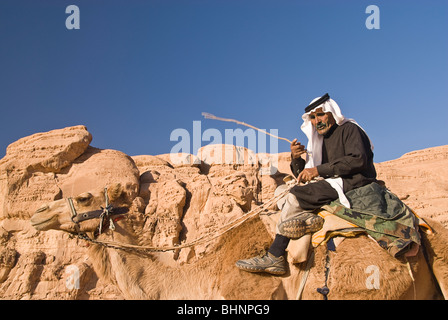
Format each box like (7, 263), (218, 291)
(290, 122), (377, 194)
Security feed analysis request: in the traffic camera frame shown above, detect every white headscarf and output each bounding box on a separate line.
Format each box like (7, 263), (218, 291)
(299, 96), (374, 208)
(300, 97), (373, 169)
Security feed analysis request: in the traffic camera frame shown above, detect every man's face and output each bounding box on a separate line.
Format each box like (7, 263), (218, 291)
(309, 107), (336, 135)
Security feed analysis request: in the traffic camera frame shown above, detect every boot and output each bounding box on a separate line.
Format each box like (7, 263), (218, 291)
(278, 212), (324, 239)
(235, 252), (287, 275)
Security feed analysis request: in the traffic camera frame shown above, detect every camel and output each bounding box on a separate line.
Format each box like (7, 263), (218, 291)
(30, 183), (448, 300)
(29, 183), (283, 299)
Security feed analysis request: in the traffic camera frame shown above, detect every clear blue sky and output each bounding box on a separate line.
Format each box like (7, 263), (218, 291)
(1, 0), (447, 163)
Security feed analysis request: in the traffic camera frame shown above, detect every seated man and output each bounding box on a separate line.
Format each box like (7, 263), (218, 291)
(236, 93), (377, 275)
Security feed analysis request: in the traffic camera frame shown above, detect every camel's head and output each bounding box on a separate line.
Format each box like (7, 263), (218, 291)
(30, 183), (130, 234)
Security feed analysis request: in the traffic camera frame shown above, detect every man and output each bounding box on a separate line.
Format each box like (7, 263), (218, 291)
(236, 93), (377, 275)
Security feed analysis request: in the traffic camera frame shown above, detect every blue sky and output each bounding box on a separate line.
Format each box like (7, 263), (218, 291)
(1, 0), (447, 163)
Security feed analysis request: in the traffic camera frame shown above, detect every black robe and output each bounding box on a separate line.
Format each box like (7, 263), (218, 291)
(289, 122), (377, 210)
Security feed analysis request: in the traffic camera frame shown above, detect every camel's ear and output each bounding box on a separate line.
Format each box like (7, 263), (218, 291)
(107, 183), (124, 203)
(106, 182), (137, 205)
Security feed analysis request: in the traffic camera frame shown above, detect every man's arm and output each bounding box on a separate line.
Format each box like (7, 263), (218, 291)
(316, 124), (371, 178)
(289, 139), (307, 178)
(290, 157), (306, 178)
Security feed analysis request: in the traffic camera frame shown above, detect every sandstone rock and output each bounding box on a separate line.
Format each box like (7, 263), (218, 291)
(143, 179), (186, 247)
(0, 248), (17, 283)
(0, 125), (91, 220)
(375, 145), (448, 227)
(257, 152), (292, 176)
(0, 126), (136, 299)
(198, 144), (258, 166)
(132, 154), (173, 170)
(4, 125), (92, 173)
(0, 125), (447, 300)
(156, 153), (201, 168)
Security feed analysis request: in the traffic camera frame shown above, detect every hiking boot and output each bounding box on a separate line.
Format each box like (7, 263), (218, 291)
(278, 212), (324, 239)
(235, 252), (287, 275)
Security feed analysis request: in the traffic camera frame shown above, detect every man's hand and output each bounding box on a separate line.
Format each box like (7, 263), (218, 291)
(297, 167), (319, 183)
(291, 139), (306, 159)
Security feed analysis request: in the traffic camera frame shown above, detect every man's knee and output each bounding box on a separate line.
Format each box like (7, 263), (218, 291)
(275, 185), (301, 210)
(274, 184), (289, 210)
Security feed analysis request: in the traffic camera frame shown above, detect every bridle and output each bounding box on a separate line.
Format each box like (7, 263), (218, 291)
(59, 178), (297, 254)
(67, 187), (128, 236)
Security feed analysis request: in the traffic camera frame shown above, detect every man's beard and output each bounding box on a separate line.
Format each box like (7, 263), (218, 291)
(316, 122), (332, 135)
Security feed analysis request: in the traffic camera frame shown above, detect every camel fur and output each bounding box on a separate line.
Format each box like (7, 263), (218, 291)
(29, 183), (448, 300)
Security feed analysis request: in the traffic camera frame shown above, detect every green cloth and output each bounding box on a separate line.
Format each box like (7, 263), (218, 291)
(322, 182), (422, 257)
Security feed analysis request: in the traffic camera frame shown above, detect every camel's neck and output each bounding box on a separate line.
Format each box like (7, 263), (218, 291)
(96, 216), (138, 245)
(87, 217), (149, 298)
(86, 218), (220, 299)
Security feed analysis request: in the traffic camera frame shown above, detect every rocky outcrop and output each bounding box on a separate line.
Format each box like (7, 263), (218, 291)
(375, 145), (448, 226)
(0, 126), (138, 299)
(0, 126), (447, 299)
(0, 125), (92, 220)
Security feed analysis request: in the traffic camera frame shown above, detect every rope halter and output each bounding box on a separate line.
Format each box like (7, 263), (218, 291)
(66, 187), (125, 236)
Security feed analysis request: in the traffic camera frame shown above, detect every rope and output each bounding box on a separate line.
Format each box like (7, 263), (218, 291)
(78, 181), (296, 253)
(316, 247), (331, 300)
(296, 250), (315, 300)
(406, 258), (417, 300)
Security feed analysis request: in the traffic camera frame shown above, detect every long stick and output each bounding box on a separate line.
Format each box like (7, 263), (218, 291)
(201, 112), (293, 144)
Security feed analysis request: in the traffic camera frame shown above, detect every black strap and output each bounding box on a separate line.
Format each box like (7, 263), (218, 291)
(305, 93), (330, 113)
(72, 206), (129, 223)
(317, 244), (332, 300)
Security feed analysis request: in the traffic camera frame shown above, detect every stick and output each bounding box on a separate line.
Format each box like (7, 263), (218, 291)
(201, 112), (293, 144)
